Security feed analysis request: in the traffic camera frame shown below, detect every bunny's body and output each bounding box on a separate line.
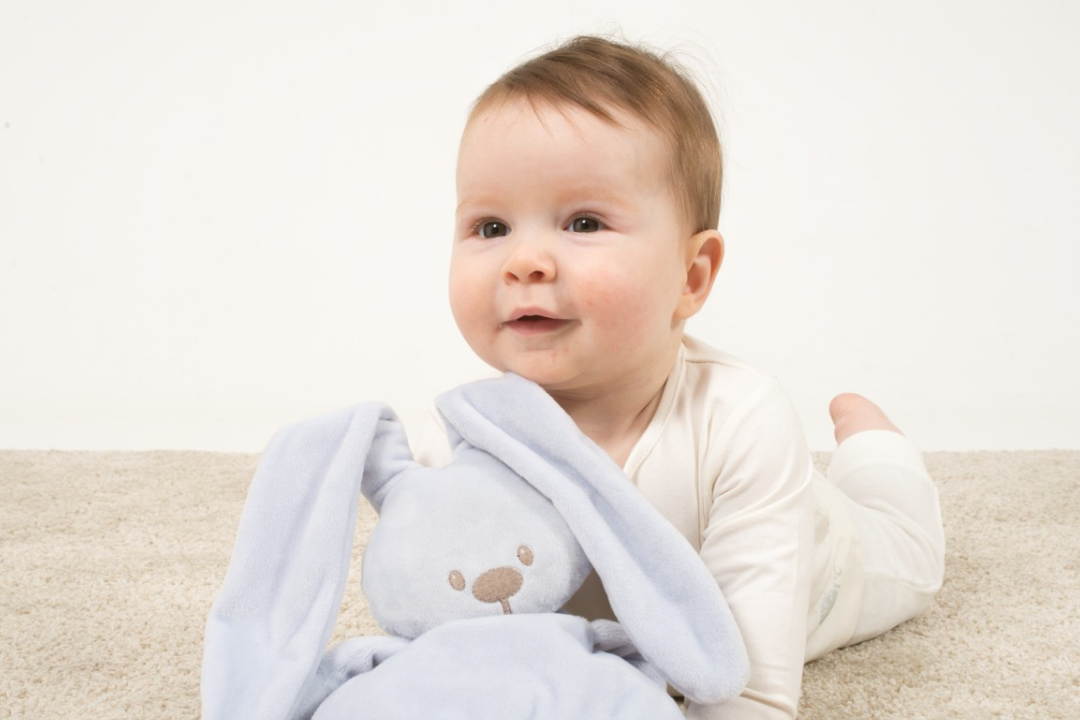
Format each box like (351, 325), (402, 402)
(202, 374), (749, 720)
(310, 615), (683, 719)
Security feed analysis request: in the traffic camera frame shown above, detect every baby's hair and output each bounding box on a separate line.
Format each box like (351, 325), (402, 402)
(469, 35), (722, 233)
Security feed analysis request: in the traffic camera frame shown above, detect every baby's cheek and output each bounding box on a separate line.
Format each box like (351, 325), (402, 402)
(593, 264), (659, 308)
(581, 278), (657, 339)
(449, 266), (486, 322)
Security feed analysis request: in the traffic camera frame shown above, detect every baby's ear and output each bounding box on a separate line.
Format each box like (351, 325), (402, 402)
(676, 229), (723, 320)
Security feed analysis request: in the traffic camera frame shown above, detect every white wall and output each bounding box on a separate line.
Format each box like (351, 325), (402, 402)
(2, 1), (1078, 452)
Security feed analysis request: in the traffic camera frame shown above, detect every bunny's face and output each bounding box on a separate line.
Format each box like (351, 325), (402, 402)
(360, 448), (591, 639)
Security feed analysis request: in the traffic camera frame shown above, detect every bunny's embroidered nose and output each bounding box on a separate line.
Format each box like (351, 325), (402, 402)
(471, 567), (523, 614)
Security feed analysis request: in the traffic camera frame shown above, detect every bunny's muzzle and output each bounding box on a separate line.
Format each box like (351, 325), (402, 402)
(471, 567), (523, 614)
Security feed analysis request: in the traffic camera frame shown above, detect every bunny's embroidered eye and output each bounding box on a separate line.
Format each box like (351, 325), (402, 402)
(448, 570), (466, 591)
(517, 545), (534, 566)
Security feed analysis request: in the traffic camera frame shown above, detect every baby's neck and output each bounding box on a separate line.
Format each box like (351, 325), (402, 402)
(547, 372), (670, 469)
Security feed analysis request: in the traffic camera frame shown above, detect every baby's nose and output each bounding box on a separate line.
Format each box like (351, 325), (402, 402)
(501, 240), (556, 283)
(471, 566), (523, 613)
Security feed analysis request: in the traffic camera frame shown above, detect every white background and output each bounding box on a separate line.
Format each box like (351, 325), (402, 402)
(2, 1), (1078, 452)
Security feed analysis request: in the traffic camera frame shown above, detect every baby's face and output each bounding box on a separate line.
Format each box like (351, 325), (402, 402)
(450, 99), (694, 395)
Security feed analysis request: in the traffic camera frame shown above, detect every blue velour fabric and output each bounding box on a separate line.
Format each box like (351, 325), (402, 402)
(201, 374), (748, 720)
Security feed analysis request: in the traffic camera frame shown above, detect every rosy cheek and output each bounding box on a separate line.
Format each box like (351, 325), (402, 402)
(579, 264), (644, 307)
(449, 273), (484, 333)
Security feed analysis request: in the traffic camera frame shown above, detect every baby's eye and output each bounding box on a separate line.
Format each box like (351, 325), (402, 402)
(567, 216), (604, 233)
(477, 220), (510, 239)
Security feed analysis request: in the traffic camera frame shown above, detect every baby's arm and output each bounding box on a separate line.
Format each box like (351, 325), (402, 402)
(686, 380), (816, 720)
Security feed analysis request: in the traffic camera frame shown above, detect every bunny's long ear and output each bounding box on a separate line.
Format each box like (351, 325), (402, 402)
(436, 375), (750, 704)
(201, 403), (416, 720)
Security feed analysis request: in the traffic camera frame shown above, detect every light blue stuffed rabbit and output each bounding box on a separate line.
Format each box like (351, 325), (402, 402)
(202, 374), (749, 719)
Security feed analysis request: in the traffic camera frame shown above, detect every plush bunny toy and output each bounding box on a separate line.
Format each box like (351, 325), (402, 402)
(202, 374), (749, 720)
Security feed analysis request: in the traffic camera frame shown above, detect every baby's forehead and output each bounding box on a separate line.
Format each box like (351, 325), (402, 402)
(461, 97), (675, 170)
(461, 101), (668, 177)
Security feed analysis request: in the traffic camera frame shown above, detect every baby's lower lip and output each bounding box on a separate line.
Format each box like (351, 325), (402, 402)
(504, 316), (572, 334)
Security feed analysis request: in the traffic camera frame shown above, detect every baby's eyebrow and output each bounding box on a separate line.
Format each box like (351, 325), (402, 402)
(455, 196), (500, 215)
(455, 182), (646, 219)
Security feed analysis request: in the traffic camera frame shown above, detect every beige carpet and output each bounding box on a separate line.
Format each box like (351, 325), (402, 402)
(2, 449), (1078, 719)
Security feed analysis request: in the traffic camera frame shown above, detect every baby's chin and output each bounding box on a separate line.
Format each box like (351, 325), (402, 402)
(502, 369), (605, 402)
(481, 357), (583, 393)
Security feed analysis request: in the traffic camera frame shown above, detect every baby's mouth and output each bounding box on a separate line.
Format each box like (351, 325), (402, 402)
(505, 314), (571, 333)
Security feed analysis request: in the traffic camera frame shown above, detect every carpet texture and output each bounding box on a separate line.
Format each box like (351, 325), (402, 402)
(2, 449), (1078, 719)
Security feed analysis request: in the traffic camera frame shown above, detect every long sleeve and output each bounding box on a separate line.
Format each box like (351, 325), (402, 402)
(685, 379), (815, 720)
(623, 338), (818, 720)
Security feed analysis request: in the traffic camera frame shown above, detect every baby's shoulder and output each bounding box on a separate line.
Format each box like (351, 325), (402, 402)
(679, 336), (785, 407)
(674, 336), (809, 475)
(672, 336), (803, 446)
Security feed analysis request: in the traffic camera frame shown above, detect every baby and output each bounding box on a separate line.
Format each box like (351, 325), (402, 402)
(418, 36), (945, 719)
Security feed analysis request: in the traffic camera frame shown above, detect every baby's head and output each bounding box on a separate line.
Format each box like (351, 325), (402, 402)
(450, 36), (724, 397)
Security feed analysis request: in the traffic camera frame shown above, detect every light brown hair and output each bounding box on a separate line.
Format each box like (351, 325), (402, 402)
(468, 35), (722, 233)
